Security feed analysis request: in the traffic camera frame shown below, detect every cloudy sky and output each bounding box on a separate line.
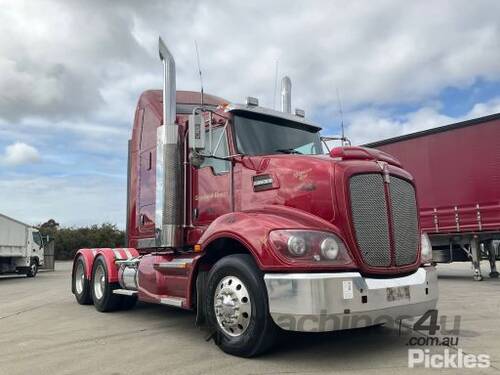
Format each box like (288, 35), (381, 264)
(1, 0), (500, 227)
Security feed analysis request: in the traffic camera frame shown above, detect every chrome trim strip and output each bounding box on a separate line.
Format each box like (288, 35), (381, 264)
(155, 258), (193, 269)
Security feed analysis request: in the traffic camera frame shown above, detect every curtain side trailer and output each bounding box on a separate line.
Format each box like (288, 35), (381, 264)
(365, 114), (500, 280)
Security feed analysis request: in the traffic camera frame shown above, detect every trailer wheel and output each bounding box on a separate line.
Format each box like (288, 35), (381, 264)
(73, 256), (92, 305)
(206, 254), (277, 357)
(91, 257), (121, 312)
(26, 258), (38, 278)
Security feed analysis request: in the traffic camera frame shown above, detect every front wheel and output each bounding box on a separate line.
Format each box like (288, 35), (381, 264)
(206, 254), (277, 357)
(26, 258), (38, 277)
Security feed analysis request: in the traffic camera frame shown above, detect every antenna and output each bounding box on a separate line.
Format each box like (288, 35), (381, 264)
(272, 59), (279, 110)
(336, 88), (345, 146)
(194, 40), (204, 108)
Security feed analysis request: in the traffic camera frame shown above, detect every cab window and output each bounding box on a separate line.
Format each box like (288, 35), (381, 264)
(32, 232), (42, 246)
(200, 127), (230, 174)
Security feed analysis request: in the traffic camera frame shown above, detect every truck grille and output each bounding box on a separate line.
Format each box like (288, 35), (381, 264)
(389, 177), (419, 265)
(349, 174), (419, 267)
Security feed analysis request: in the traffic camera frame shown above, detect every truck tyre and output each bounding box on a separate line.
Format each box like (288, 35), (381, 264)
(91, 257), (121, 312)
(205, 254), (277, 357)
(73, 256), (92, 305)
(26, 258), (38, 277)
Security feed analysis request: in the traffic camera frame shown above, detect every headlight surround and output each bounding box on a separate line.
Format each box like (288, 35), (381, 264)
(268, 230), (352, 265)
(421, 233), (433, 263)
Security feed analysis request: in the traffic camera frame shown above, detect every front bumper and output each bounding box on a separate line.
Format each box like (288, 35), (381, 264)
(264, 266), (438, 332)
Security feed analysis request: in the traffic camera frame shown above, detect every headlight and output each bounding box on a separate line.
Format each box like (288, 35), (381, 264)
(287, 235), (307, 256)
(421, 233), (433, 263)
(268, 229), (352, 266)
(320, 237), (339, 260)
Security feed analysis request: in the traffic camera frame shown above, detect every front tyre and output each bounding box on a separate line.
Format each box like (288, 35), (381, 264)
(26, 258), (38, 277)
(91, 257), (122, 312)
(206, 254), (277, 357)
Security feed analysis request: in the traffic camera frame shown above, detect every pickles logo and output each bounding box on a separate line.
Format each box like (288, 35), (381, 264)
(408, 349), (490, 369)
(406, 310), (490, 369)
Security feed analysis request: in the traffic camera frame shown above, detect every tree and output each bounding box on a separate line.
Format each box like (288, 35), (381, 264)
(38, 221), (125, 260)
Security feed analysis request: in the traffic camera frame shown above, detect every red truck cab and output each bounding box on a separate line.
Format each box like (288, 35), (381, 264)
(72, 38), (438, 357)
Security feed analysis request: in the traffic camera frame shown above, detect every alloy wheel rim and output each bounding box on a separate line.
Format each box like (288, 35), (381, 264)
(93, 264), (105, 300)
(75, 262), (85, 294)
(214, 275), (252, 337)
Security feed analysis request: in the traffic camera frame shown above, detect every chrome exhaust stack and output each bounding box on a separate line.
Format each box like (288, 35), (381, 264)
(156, 37), (182, 248)
(281, 76), (292, 113)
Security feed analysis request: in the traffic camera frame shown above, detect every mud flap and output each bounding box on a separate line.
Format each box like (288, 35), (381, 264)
(195, 270), (208, 326)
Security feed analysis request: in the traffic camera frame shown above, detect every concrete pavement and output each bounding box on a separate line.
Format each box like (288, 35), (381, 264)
(0, 261), (499, 374)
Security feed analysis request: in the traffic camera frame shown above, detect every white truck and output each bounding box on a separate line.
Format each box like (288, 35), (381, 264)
(0, 213), (45, 277)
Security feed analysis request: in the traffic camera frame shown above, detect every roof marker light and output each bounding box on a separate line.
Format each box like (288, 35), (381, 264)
(246, 96), (259, 107)
(295, 108), (305, 117)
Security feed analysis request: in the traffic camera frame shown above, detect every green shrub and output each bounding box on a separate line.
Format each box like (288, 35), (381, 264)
(39, 220), (125, 260)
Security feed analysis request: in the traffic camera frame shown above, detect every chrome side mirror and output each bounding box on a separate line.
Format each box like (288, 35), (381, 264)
(189, 112), (205, 152)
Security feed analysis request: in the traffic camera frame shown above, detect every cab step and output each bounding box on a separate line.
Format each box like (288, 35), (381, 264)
(160, 296), (185, 307)
(112, 289), (138, 296)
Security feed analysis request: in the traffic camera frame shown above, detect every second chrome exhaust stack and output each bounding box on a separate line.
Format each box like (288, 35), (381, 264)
(281, 76), (291, 113)
(155, 37), (182, 248)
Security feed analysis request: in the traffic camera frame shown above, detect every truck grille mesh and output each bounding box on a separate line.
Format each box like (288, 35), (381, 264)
(349, 174), (391, 266)
(349, 173), (419, 267)
(389, 177), (419, 265)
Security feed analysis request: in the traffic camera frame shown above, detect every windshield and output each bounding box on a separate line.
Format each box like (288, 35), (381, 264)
(233, 114), (322, 156)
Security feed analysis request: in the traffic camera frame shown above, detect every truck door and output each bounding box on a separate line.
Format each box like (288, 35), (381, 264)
(31, 230), (44, 266)
(192, 126), (232, 225)
(138, 107), (157, 236)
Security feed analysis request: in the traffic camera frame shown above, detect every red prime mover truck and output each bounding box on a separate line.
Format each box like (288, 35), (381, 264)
(365, 114), (500, 281)
(71, 37), (438, 357)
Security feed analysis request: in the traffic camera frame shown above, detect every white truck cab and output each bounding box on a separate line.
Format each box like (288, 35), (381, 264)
(0, 213), (45, 277)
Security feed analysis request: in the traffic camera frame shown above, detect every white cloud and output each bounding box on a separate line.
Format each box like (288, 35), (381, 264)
(1, 0), (500, 123)
(0, 175), (126, 227)
(345, 97), (500, 145)
(1, 1), (500, 226)
(1, 142), (41, 166)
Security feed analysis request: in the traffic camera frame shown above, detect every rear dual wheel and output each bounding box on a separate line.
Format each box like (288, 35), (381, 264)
(72, 256), (136, 311)
(73, 256), (92, 304)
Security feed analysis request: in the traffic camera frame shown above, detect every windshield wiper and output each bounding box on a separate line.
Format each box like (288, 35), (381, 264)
(275, 148), (303, 155)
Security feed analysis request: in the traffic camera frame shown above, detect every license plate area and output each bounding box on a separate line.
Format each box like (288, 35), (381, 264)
(386, 285), (410, 302)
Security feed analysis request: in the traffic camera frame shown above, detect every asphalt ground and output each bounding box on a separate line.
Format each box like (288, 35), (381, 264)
(0, 261), (499, 374)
